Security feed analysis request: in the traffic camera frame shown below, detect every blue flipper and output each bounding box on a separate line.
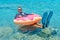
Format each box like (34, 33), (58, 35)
(45, 11), (53, 27)
(42, 12), (48, 28)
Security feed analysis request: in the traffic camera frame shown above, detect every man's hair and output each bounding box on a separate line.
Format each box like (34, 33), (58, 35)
(18, 7), (22, 9)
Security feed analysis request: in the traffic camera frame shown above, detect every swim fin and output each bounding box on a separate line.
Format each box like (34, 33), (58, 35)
(42, 12), (48, 28)
(45, 11), (53, 27)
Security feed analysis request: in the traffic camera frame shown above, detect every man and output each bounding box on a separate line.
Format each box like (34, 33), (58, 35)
(15, 7), (42, 32)
(15, 7), (28, 19)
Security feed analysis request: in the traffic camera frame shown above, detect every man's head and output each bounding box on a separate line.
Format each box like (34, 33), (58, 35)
(18, 7), (22, 12)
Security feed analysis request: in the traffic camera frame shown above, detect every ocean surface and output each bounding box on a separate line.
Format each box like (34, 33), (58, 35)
(0, 0), (60, 40)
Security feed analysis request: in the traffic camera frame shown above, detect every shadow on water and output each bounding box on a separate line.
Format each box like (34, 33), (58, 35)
(17, 27), (57, 38)
(0, 25), (59, 40)
(37, 30), (57, 38)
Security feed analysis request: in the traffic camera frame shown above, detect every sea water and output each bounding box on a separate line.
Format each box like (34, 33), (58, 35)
(0, 0), (60, 40)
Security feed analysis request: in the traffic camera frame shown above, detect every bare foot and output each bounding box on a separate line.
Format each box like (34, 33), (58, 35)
(33, 24), (43, 28)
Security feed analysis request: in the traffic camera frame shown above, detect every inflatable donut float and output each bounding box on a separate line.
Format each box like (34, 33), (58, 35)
(14, 14), (42, 25)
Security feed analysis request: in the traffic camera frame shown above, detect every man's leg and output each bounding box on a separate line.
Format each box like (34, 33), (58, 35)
(33, 24), (42, 28)
(19, 25), (36, 32)
(19, 25), (28, 32)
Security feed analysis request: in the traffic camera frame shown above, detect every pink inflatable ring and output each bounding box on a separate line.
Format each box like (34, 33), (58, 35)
(14, 14), (42, 25)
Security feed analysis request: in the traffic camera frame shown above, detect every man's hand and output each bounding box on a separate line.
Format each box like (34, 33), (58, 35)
(18, 15), (22, 18)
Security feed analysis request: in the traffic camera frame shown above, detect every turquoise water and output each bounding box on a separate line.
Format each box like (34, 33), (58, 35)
(0, 0), (60, 40)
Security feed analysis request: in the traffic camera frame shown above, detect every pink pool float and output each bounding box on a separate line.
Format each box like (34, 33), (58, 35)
(14, 14), (42, 25)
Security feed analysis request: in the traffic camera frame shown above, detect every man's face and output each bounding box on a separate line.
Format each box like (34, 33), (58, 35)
(18, 8), (22, 12)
